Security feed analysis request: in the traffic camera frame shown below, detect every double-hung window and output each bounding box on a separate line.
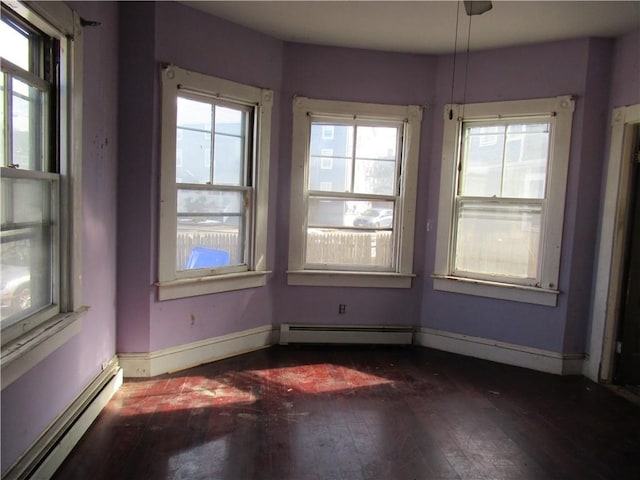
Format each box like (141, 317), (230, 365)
(288, 97), (422, 288)
(434, 96), (575, 306)
(158, 66), (273, 300)
(1, 1), (83, 386)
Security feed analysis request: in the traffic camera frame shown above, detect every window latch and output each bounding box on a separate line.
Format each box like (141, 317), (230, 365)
(8, 163), (20, 169)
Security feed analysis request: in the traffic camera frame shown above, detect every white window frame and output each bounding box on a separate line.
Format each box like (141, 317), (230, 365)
(1, 1), (85, 389)
(288, 97), (422, 288)
(158, 65), (273, 300)
(433, 96), (575, 306)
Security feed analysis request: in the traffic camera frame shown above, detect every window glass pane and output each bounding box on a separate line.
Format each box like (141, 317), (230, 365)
(503, 123), (549, 199)
(310, 123), (354, 192)
(309, 155), (349, 192)
(307, 198), (352, 228)
(1, 177), (54, 327)
(460, 125), (505, 197)
(307, 198), (394, 229)
(0, 74), (5, 166)
(309, 199), (395, 229)
(1, 19), (30, 70)
(355, 126), (397, 159)
(213, 133), (243, 186)
(12, 79), (45, 171)
(454, 200), (541, 279)
(176, 128), (211, 184)
(353, 126), (398, 195)
(177, 188), (243, 215)
(354, 159), (396, 195)
(177, 97), (211, 131)
(215, 106), (244, 136)
(310, 123), (353, 157)
(176, 189), (245, 269)
(352, 203), (394, 229)
(306, 227), (394, 269)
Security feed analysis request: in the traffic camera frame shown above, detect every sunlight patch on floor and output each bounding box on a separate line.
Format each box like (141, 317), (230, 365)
(116, 376), (257, 416)
(248, 363), (392, 394)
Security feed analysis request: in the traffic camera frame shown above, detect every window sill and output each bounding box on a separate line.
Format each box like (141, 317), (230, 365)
(157, 270), (271, 300)
(1, 307), (88, 390)
(287, 270), (415, 288)
(432, 275), (559, 306)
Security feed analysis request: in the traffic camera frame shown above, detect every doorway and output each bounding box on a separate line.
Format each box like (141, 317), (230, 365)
(614, 125), (640, 389)
(588, 105), (640, 384)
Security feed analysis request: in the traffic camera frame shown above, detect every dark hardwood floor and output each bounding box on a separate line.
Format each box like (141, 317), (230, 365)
(53, 345), (640, 479)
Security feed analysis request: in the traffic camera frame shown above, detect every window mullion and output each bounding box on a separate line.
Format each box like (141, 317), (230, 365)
(308, 191), (398, 202)
(177, 182), (251, 193)
(349, 125), (357, 193)
(209, 105), (215, 184)
(4, 74), (13, 166)
(499, 128), (508, 196)
(456, 126), (466, 196)
(396, 125), (404, 196)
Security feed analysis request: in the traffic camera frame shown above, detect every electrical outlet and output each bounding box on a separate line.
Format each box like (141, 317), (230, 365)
(338, 304), (346, 314)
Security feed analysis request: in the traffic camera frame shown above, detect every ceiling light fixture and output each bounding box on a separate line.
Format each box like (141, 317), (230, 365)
(464, 1), (493, 17)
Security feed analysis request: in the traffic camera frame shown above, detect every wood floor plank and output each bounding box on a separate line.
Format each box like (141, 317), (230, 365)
(52, 345), (640, 479)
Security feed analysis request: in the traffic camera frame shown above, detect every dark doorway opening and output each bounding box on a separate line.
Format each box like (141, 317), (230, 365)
(614, 125), (640, 392)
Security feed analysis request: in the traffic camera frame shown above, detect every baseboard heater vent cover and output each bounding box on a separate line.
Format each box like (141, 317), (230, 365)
(279, 324), (414, 345)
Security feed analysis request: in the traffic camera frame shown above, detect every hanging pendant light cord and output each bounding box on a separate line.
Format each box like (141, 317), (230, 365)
(462, 8), (473, 114)
(449, 1), (461, 120)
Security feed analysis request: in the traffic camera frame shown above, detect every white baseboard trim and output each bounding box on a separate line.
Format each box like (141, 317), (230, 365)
(4, 356), (122, 480)
(414, 327), (584, 375)
(119, 324), (278, 378)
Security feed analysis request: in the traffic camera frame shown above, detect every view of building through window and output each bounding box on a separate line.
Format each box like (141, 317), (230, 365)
(305, 120), (401, 269)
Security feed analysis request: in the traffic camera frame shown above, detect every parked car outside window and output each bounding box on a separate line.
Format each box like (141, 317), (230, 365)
(1, 265), (31, 318)
(353, 208), (393, 228)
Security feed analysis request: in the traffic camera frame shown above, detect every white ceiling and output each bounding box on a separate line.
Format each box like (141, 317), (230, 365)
(183, 1), (640, 54)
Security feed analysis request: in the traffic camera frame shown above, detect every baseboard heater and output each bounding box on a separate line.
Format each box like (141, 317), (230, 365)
(279, 324), (414, 345)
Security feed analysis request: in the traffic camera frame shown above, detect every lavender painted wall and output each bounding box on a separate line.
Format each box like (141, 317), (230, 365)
(609, 29), (640, 108)
(117, 2), (283, 352)
(274, 44), (436, 327)
(116, 2), (155, 353)
(420, 38), (612, 352)
(1, 1), (119, 472)
(562, 39), (613, 353)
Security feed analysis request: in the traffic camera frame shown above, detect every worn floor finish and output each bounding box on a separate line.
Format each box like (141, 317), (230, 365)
(53, 346), (640, 479)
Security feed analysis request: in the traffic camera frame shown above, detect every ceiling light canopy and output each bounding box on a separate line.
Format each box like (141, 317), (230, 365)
(464, 1), (493, 16)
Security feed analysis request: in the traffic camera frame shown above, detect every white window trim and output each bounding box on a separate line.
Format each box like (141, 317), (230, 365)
(433, 96), (575, 306)
(1, 1), (85, 389)
(157, 65), (273, 300)
(287, 97), (422, 288)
